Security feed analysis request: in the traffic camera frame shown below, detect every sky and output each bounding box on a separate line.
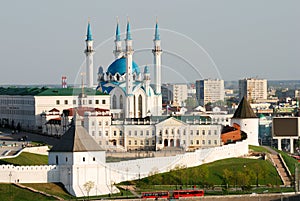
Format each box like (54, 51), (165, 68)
(0, 0), (299, 86)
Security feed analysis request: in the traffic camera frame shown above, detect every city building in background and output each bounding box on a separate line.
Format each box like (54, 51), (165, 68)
(195, 79), (224, 106)
(162, 83), (188, 106)
(238, 78), (267, 102)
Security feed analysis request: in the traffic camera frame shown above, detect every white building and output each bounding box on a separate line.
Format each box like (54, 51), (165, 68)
(0, 87), (110, 131)
(162, 83), (188, 106)
(195, 79), (225, 106)
(239, 78), (267, 102)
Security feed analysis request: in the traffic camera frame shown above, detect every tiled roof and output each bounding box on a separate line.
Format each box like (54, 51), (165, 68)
(233, 96), (257, 118)
(50, 112), (104, 152)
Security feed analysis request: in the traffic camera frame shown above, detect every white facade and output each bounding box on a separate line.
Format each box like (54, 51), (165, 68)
(162, 83), (188, 106)
(195, 79), (225, 106)
(97, 19), (162, 119)
(0, 139), (248, 197)
(231, 118), (259, 146)
(0, 88), (110, 130)
(239, 78), (267, 102)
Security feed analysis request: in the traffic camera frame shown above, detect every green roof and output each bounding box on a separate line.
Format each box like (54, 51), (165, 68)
(0, 87), (107, 96)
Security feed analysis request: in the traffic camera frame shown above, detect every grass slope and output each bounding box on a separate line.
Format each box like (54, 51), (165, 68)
(249, 145), (271, 153)
(23, 183), (74, 200)
(0, 184), (55, 201)
(0, 152), (48, 166)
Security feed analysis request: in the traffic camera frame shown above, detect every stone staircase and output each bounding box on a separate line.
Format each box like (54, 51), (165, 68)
(270, 153), (292, 186)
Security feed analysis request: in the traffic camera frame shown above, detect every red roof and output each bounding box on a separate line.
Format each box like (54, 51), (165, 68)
(63, 107), (110, 117)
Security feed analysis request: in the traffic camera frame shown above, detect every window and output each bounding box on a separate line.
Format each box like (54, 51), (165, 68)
(214, 140), (217, 145)
(208, 140), (211, 145)
(134, 140), (137, 145)
(165, 130), (168, 134)
(95, 100), (99, 104)
(146, 140), (149, 145)
(152, 130), (155, 136)
(105, 131), (108, 136)
(64, 100), (68, 105)
(159, 130), (162, 136)
(140, 131), (143, 136)
(196, 140), (199, 145)
(214, 130), (217, 135)
(114, 131), (117, 136)
(56, 100), (60, 105)
(105, 121), (109, 126)
(146, 130), (149, 136)
(183, 130), (186, 135)
(89, 100), (92, 104)
(159, 140), (162, 144)
(56, 156), (58, 165)
(129, 131), (131, 136)
(171, 129), (174, 134)
(152, 140), (155, 145)
(196, 130), (199, 135)
(208, 130), (211, 135)
(99, 131), (101, 136)
(135, 131), (137, 136)
(83, 157), (85, 162)
(128, 140), (131, 145)
(202, 130), (205, 135)
(99, 121), (102, 126)
(120, 131), (123, 136)
(93, 157), (95, 161)
(202, 140), (205, 145)
(102, 100), (106, 104)
(177, 129), (180, 134)
(190, 130), (193, 135)
(65, 157), (68, 162)
(190, 140), (193, 145)
(141, 140), (143, 145)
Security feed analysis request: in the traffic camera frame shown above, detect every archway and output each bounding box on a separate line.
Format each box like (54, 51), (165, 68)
(176, 139), (180, 147)
(164, 139), (168, 147)
(170, 139), (174, 147)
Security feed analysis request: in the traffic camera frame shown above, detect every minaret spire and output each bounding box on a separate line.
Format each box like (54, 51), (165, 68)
(125, 17), (134, 118)
(152, 17), (162, 94)
(114, 16), (123, 59)
(84, 19), (95, 88)
(126, 17), (132, 40)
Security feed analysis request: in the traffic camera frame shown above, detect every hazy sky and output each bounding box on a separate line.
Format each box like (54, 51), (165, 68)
(0, 0), (299, 85)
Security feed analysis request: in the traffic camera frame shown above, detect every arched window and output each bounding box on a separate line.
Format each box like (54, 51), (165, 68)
(112, 95), (117, 109)
(120, 95), (123, 109)
(138, 95), (142, 118)
(116, 74), (120, 81)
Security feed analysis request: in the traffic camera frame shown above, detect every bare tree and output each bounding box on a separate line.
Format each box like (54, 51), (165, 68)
(83, 181), (95, 200)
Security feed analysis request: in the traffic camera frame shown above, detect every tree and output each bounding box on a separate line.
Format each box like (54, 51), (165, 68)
(223, 169), (233, 187)
(83, 181), (95, 200)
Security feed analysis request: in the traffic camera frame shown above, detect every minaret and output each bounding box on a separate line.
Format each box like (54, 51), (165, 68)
(125, 17), (133, 95)
(113, 17), (123, 59)
(84, 20), (95, 88)
(152, 18), (162, 94)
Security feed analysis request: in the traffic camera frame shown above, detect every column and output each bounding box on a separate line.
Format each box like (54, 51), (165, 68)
(290, 138), (294, 154)
(277, 138), (282, 151)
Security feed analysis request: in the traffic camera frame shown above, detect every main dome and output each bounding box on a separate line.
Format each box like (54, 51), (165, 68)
(107, 57), (140, 75)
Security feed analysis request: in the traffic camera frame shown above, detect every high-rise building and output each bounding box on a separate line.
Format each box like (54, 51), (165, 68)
(162, 83), (188, 106)
(239, 78), (267, 102)
(195, 79), (224, 106)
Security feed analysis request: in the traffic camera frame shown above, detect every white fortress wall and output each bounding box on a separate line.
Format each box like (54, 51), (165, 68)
(0, 165), (59, 183)
(107, 141), (249, 184)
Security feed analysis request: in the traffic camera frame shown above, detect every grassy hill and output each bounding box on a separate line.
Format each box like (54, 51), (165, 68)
(0, 152), (48, 166)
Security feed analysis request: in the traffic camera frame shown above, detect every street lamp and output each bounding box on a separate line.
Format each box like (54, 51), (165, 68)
(137, 165), (140, 180)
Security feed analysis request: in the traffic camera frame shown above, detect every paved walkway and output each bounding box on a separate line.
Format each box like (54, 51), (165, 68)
(263, 146), (292, 186)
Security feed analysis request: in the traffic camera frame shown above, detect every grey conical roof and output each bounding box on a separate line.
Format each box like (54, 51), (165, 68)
(232, 96), (257, 118)
(50, 112), (103, 152)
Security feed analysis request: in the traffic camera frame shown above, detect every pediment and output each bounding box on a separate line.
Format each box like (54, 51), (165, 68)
(156, 117), (187, 127)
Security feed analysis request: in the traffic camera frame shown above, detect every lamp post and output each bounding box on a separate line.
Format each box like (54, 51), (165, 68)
(137, 165), (140, 180)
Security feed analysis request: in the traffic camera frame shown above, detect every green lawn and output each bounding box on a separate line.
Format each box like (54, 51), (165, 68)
(0, 184), (55, 201)
(23, 183), (75, 200)
(0, 152), (48, 166)
(249, 145), (271, 153)
(131, 157), (283, 192)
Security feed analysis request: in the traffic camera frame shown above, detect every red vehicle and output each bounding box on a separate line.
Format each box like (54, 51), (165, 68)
(141, 191), (169, 199)
(172, 189), (204, 198)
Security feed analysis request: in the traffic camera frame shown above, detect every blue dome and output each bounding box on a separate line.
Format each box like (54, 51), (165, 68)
(107, 57), (140, 75)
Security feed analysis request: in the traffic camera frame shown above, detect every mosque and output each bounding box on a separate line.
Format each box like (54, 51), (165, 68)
(84, 18), (162, 119)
